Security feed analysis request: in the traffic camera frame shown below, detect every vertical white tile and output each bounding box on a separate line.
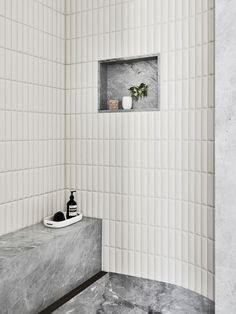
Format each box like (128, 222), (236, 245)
(0, 0), (215, 300)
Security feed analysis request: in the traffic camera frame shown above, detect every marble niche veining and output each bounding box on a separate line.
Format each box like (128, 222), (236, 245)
(99, 56), (160, 111)
(53, 273), (215, 314)
(0, 217), (102, 314)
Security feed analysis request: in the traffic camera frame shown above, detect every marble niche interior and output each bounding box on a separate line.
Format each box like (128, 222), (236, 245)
(99, 56), (160, 111)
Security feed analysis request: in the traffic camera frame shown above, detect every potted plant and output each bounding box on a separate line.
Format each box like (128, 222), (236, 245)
(122, 83), (148, 110)
(128, 83), (148, 102)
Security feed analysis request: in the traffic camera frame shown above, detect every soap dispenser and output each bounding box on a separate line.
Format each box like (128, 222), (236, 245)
(66, 191), (77, 219)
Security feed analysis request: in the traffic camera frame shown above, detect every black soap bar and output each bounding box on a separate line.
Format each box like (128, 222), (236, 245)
(53, 211), (66, 222)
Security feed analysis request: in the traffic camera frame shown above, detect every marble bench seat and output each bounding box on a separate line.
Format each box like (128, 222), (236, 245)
(0, 217), (102, 314)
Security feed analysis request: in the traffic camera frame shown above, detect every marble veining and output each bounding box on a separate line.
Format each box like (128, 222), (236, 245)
(99, 55), (160, 111)
(0, 217), (102, 314)
(53, 273), (215, 314)
(0, 217), (98, 259)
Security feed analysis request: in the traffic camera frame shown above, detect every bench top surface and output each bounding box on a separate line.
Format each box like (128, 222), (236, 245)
(0, 217), (101, 260)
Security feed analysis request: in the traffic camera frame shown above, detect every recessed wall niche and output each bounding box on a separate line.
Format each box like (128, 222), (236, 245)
(98, 55), (160, 112)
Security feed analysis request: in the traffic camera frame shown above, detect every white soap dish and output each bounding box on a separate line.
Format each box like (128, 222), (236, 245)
(43, 212), (83, 229)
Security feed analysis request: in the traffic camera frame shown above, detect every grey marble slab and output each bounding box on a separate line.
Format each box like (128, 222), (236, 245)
(0, 217), (102, 314)
(53, 273), (215, 314)
(99, 55), (160, 111)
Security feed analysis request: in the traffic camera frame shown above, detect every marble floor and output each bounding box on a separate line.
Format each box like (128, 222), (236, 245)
(53, 273), (215, 314)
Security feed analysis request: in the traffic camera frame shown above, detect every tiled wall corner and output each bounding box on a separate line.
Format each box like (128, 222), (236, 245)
(65, 0), (215, 300)
(0, 0), (215, 302)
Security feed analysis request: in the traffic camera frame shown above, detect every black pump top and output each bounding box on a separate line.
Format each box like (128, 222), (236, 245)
(70, 191), (76, 200)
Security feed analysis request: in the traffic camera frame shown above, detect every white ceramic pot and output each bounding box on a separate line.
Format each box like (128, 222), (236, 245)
(122, 96), (132, 110)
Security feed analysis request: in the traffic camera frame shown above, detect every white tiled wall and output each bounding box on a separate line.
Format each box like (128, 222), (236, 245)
(65, 0), (215, 300)
(0, 0), (215, 301)
(0, 0), (66, 235)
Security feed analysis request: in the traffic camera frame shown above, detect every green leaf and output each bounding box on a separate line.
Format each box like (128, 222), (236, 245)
(128, 82), (148, 101)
